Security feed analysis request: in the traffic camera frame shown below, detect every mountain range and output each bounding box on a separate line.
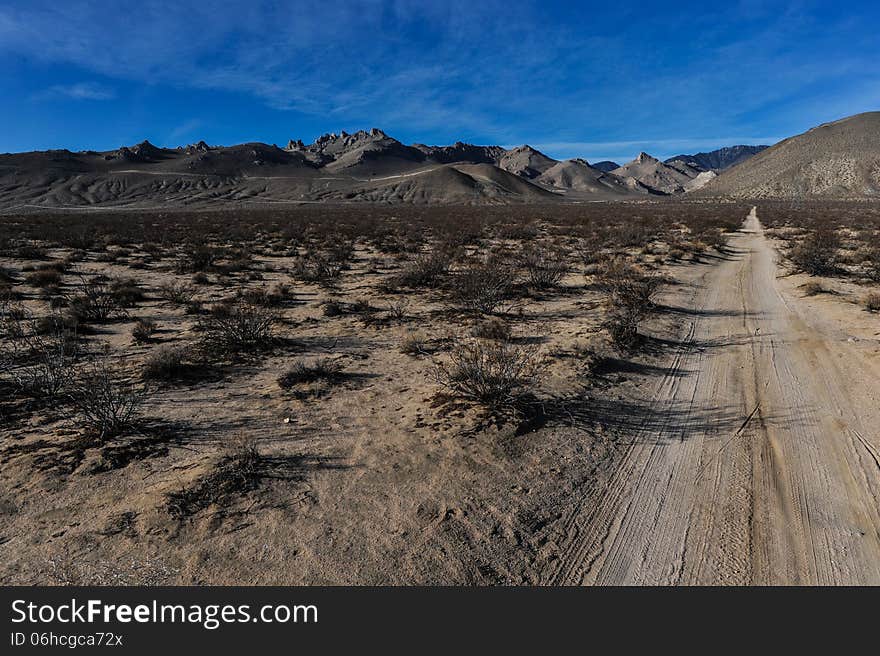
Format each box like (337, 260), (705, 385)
(1, 112), (877, 209)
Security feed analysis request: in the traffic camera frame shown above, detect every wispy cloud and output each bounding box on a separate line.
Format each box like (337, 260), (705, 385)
(37, 82), (115, 101)
(167, 119), (203, 144)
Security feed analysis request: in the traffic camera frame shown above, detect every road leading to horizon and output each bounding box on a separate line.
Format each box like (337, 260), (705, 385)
(548, 208), (880, 585)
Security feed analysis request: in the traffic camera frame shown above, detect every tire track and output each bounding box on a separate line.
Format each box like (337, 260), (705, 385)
(547, 207), (880, 585)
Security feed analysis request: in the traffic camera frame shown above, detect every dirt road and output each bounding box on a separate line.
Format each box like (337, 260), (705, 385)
(548, 207), (880, 585)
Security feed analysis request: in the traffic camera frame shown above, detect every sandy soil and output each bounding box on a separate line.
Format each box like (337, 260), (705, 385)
(546, 208), (880, 584)
(3, 205), (877, 585)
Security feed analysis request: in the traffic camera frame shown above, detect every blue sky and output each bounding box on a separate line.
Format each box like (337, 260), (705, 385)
(1, 1), (878, 163)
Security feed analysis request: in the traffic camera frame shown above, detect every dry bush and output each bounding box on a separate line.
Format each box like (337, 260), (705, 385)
(68, 360), (143, 438)
(801, 282), (827, 296)
(197, 301), (278, 357)
(0, 306), (78, 398)
(453, 258), (517, 314)
(400, 330), (431, 356)
(291, 251), (342, 285)
(790, 228), (841, 276)
(68, 277), (128, 323)
(519, 245), (568, 288)
(158, 280), (197, 305)
(865, 250), (880, 282)
(25, 267), (63, 288)
(278, 358), (343, 392)
(238, 282), (292, 307)
(470, 316), (512, 341)
(598, 259), (663, 349)
(321, 300), (345, 317)
(177, 244), (221, 273)
(15, 244), (48, 259)
(386, 298), (410, 320)
(108, 278), (145, 307)
(598, 259), (663, 308)
(141, 345), (190, 380)
(131, 318), (157, 342)
(433, 337), (539, 408)
(865, 293), (880, 313)
(387, 248), (453, 289)
(166, 435), (262, 519)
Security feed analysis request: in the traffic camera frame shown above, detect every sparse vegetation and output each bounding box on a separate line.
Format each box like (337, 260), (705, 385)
(433, 337), (539, 408)
(453, 258), (517, 314)
(197, 301), (278, 357)
(597, 259), (663, 348)
(520, 245), (568, 288)
(68, 360), (143, 438)
(166, 435), (262, 519)
(141, 345), (190, 380)
(68, 277), (128, 323)
(789, 228), (841, 276)
(131, 318), (157, 342)
(278, 358), (343, 389)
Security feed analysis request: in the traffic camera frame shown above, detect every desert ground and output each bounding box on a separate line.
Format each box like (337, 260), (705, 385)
(1, 201), (878, 585)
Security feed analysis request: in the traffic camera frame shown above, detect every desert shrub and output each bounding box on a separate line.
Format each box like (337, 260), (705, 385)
(453, 259), (517, 314)
(108, 278), (145, 307)
(519, 245), (568, 288)
(349, 298), (376, 315)
(166, 435), (262, 519)
(598, 259), (662, 309)
(15, 244), (48, 260)
(25, 267), (62, 288)
(388, 248), (453, 289)
(790, 228), (840, 276)
(699, 228), (730, 253)
(470, 317), (512, 341)
(141, 345), (189, 380)
(131, 318), (157, 342)
(184, 300), (203, 315)
(386, 298), (410, 320)
(598, 260), (663, 348)
(0, 308), (78, 398)
(177, 244), (221, 273)
(68, 277), (127, 322)
(278, 358), (343, 389)
(68, 360), (143, 438)
(865, 293), (880, 312)
(239, 282), (291, 307)
(432, 338), (539, 408)
(801, 282), (827, 296)
(577, 338), (616, 376)
(322, 238), (355, 266)
(865, 249), (880, 282)
(321, 300), (345, 317)
(198, 301), (278, 356)
(158, 281), (197, 305)
(400, 330), (430, 355)
(291, 251), (342, 285)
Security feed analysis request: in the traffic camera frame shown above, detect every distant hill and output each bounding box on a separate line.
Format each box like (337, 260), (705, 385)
(592, 160), (620, 173)
(0, 133), (565, 208)
(611, 152), (702, 194)
(494, 145), (558, 179)
(665, 145), (768, 172)
(3, 114), (878, 208)
(535, 159), (655, 196)
(700, 112), (880, 198)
